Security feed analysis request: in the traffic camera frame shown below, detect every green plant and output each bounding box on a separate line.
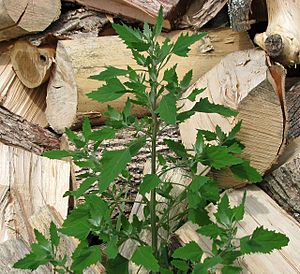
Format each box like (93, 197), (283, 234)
(14, 7), (289, 274)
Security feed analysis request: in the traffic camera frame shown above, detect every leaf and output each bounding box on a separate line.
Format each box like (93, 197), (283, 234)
(197, 223), (224, 239)
(192, 256), (222, 274)
(88, 78), (127, 103)
(106, 254), (129, 274)
(90, 127), (115, 142)
(172, 241), (203, 262)
(180, 70), (193, 90)
(50, 222), (60, 247)
(192, 98), (238, 117)
(90, 66), (129, 81)
(164, 139), (188, 158)
(65, 128), (85, 148)
(197, 129), (217, 141)
(195, 130), (204, 154)
(131, 246), (159, 272)
(153, 6), (164, 37)
(214, 194), (232, 227)
(187, 88), (205, 102)
(222, 265), (243, 274)
(172, 32), (207, 57)
(163, 65), (178, 85)
(105, 236), (119, 259)
(171, 259), (189, 271)
(227, 121), (242, 140)
(127, 136), (147, 157)
(66, 176), (97, 198)
(139, 174), (161, 195)
(156, 93), (177, 124)
(13, 251), (51, 270)
(230, 161), (262, 183)
(189, 176), (209, 192)
(99, 149), (131, 192)
(131, 50), (146, 66)
(177, 110), (195, 122)
(240, 226), (289, 254)
(82, 117), (92, 141)
(43, 150), (71, 159)
(231, 191), (246, 222)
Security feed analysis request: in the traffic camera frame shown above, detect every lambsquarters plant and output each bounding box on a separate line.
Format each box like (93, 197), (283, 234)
(14, 7), (289, 274)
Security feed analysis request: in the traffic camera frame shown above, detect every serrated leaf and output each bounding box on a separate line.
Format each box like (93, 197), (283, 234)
(90, 127), (115, 142)
(214, 194), (232, 227)
(172, 32), (206, 57)
(197, 129), (217, 141)
(13, 252), (51, 270)
(195, 130), (204, 154)
(192, 256), (222, 274)
(140, 174), (161, 195)
(192, 98), (238, 117)
(164, 139), (188, 158)
(66, 176), (97, 198)
(231, 191), (246, 221)
(90, 66), (129, 81)
(99, 149), (131, 192)
(50, 222), (60, 247)
(82, 117), (92, 140)
(131, 50), (147, 66)
(240, 226), (289, 254)
(34, 229), (49, 247)
(230, 161), (262, 183)
(227, 121), (242, 140)
(180, 70), (193, 90)
(131, 246), (159, 272)
(163, 65), (178, 85)
(172, 241), (203, 262)
(187, 88), (205, 102)
(222, 265), (243, 274)
(171, 259), (189, 271)
(177, 110), (195, 122)
(105, 236), (118, 259)
(156, 93), (177, 124)
(43, 150), (71, 159)
(189, 176), (209, 192)
(127, 136), (147, 156)
(88, 78), (127, 103)
(65, 128), (85, 148)
(106, 254), (129, 274)
(153, 6), (164, 37)
(197, 223), (224, 239)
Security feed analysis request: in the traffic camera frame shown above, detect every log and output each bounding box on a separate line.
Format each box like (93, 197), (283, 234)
(174, 185), (300, 273)
(0, 143), (70, 243)
(63, 0), (190, 29)
(0, 0), (61, 42)
(254, 0), (300, 66)
(0, 49), (48, 127)
(10, 41), (55, 88)
(46, 28), (253, 133)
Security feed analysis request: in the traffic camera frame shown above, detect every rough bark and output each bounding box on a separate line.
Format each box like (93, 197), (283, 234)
(46, 28), (253, 133)
(228, 0), (254, 31)
(0, 0), (61, 42)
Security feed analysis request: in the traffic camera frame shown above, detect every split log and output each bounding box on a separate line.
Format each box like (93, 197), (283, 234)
(174, 185), (300, 273)
(10, 41), (55, 88)
(0, 143), (70, 243)
(0, 49), (48, 127)
(179, 49), (286, 188)
(254, 0), (300, 66)
(46, 28), (253, 133)
(0, 0), (61, 42)
(63, 0), (190, 29)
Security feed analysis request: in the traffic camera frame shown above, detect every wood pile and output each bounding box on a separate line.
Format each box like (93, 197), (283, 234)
(1, 0), (300, 272)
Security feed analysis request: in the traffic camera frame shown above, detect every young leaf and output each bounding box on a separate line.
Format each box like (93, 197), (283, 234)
(139, 174), (161, 195)
(172, 32), (206, 57)
(192, 98), (238, 117)
(90, 66), (129, 81)
(99, 149), (131, 192)
(106, 254), (129, 274)
(240, 226), (289, 254)
(50, 222), (60, 247)
(153, 6), (164, 37)
(131, 246), (160, 272)
(156, 93), (177, 124)
(172, 241), (203, 262)
(187, 88), (205, 102)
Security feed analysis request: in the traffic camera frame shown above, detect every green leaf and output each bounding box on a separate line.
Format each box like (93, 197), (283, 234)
(65, 128), (85, 148)
(230, 161), (262, 183)
(34, 229), (49, 247)
(50, 222), (60, 247)
(187, 88), (205, 102)
(66, 176), (97, 198)
(214, 194), (232, 227)
(153, 6), (164, 37)
(240, 226), (289, 254)
(13, 252), (51, 270)
(192, 98), (238, 117)
(227, 121), (242, 140)
(189, 176), (209, 192)
(231, 191), (246, 222)
(172, 32), (206, 57)
(192, 256), (222, 274)
(43, 150), (71, 159)
(88, 78), (127, 103)
(197, 129), (216, 141)
(177, 110), (195, 122)
(106, 254), (129, 274)
(127, 136), (147, 157)
(171, 259), (189, 271)
(156, 93), (177, 124)
(195, 130), (204, 154)
(82, 117), (92, 140)
(131, 246), (159, 272)
(163, 65), (178, 85)
(222, 265), (243, 274)
(131, 50), (147, 66)
(197, 223), (224, 239)
(90, 128), (115, 142)
(164, 139), (188, 158)
(105, 236), (119, 259)
(180, 70), (193, 90)
(172, 241), (203, 262)
(99, 149), (131, 192)
(90, 66), (129, 81)
(139, 174), (161, 195)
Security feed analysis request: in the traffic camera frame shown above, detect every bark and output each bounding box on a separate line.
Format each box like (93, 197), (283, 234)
(228, 0), (254, 31)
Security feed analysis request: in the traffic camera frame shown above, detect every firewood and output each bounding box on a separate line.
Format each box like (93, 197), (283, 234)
(10, 41), (55, 88)
(0, 49), (48, 127)
(179, 49), (286, 188)
(0, 143), (70, 243)
(46, 28), (253, 133)
(0, 0), (61, 42)
(254, 0), (300, 66)
(63, 0), (190, 29)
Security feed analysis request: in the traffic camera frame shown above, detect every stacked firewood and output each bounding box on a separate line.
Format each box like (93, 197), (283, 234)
(1, 0), (300, 272)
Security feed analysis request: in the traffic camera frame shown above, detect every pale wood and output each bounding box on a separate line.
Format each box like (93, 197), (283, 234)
(0, 106), (59, 154)
(0, 50), (48, 127)
(0, 143), (70, 243)
(179, 49), (285, 188)
(174, 185), (300, 273)
(10, 41), (55, 88)
(63, 0), (189, 29)
(0, 0), (61, 42)
(254, 0), (300, 66)
(46, 28), (253, 133)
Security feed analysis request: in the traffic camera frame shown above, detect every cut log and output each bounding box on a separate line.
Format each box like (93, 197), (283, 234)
(179, 49), (286, 188)
(174, 185), (300, 273)
(0, 106), (59, 154)
(254, 0), (300, 66)
(0, 49), (48, 127)
(63, 0), (190, 29)
(46, 28), (253, 133)
(10, 41), (55, 88)
(0, 0), (61, 42)
(0, 143), (70, 243)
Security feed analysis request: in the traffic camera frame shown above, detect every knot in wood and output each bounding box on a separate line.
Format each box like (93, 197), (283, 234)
(265, 34), (283, 57)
